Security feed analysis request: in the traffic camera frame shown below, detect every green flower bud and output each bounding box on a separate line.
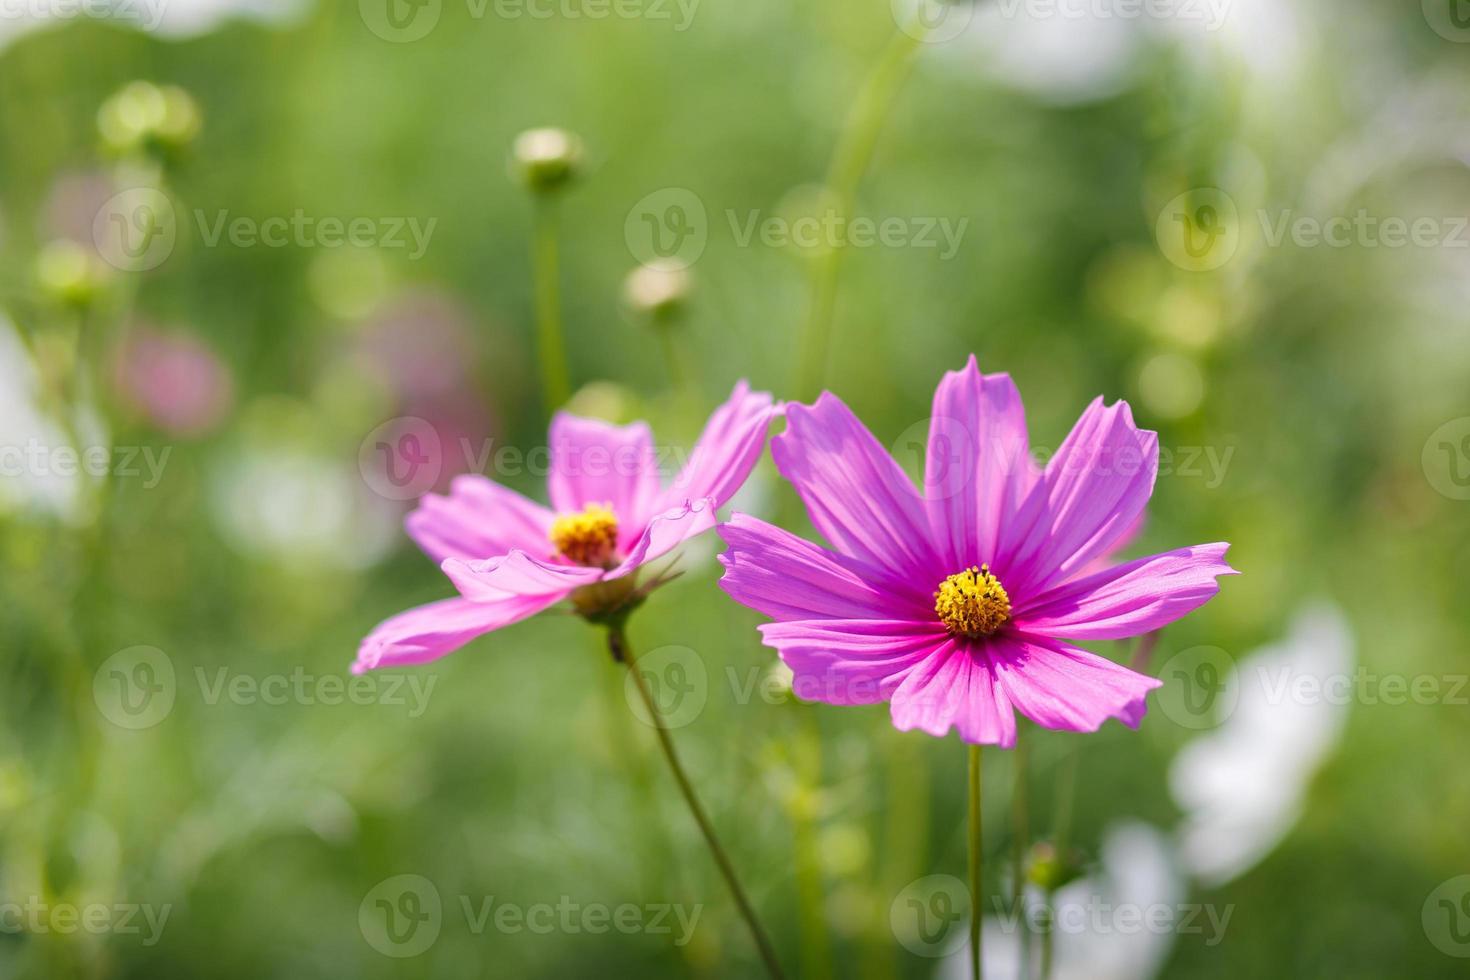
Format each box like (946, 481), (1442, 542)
(510, 128), (584, 194)
(623, 260), (691, 320)
(1025, 840), (1087, 893)
(98, 81), (201, 160)
(34, 240), (107, 309)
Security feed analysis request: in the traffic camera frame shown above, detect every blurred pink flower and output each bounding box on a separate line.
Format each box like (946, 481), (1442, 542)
(719, 356), (1235, 746)
(354, 382), (778, 673)
(113, 326), (233, 437)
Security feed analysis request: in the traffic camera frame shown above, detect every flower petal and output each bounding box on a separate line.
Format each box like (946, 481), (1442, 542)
(717, 513), (928, 621)
(441, 550), (603, 601)
(989, 634), (1161, 733)
(771, 392), (942, 590)
(606, 497), (719, 578)
(757, 618), (949, 706)
(924, 356), (1038, 570)
(352, 593), (562, 673)
(1015, 543), (1236, 641)
(547, 413), (662, 541)
(405, 474), (555, 565)
(998, 398), (1158, 598)
(888, 639), (1018, 746)
(660, 381), (778, 513)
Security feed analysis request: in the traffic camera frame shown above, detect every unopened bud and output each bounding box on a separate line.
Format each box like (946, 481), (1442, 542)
(510, 128), (584, 194)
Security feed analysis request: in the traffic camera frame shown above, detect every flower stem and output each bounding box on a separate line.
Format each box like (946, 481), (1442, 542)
(969, 743), (984, 980)
(796, 23), (927, 399)
(532, 196), (571, 409)
(613, 624), (788, 980)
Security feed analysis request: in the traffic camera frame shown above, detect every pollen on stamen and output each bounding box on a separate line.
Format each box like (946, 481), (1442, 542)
(549, 503), (619, 567)
(934, 563), (1012, 638)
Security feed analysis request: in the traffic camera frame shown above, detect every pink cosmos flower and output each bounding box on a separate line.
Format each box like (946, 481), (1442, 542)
(717, 357), (1235, 746)
(354, 382), (778, 673)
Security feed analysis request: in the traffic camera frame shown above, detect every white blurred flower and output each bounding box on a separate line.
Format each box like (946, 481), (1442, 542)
(208, 447), (397, 569)
(1169, 603), (1354, 886)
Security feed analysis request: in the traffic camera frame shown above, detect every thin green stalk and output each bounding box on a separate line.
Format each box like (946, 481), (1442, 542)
(531, 198), (571, 409)
(968, 744), (984, 980)
(613, 625), (788, 980)
(796, 23), (928, 399)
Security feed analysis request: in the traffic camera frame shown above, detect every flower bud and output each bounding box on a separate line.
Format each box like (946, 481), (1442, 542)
(623, 260), (691, 320)
(98, 82), (201, 160)
(34, 240), (107, 309)
(510, 128), (583, 194)
(1025, 840), (1086, 893)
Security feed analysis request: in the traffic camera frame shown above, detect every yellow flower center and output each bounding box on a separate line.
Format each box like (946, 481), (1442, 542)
(934, 564), (1012, 638)
(549, 503), (620, 567)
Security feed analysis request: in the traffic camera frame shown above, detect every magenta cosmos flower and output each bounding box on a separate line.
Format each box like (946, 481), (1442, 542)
(718, 358), (1235, 746)
(355, 382), (777, 673)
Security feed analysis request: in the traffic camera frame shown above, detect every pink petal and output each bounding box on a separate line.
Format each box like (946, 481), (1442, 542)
(352, 593), (562, 673)
(998, 398), (1158, 598)
(771, 392), (943, 590)
(441, 550), (603, 601)
(989, 634), (1162, 733)
(717, 513), (928, 621)
(605, 497), (719, 578)
(757, 619), (949, 706)
(659, 381), (778, 513)
(547, 413), (662, 543)
(406, 474), (555, 564)
(888, 639), (1018, 746)
(1015, 543), (1236, 641)
(924, 356), (1038, 570)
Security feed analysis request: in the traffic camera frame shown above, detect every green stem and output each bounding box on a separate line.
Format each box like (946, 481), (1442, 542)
(969, 743), (984, 980)
(613, 625), (788, 980)
(795, 23), (927, 399)
(531, 197), (571, 409)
